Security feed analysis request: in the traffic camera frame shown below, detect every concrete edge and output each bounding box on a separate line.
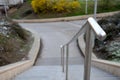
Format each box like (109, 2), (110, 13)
(0, 31), (40, 80)
(13, 11), (120, 23)
(78, 34), (120, 77)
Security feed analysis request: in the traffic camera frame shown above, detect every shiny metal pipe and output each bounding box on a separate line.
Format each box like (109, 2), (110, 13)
(63, 46), (65, 72)
(84, 27), (92, 80)
(61, 45), (65, 72)
(66, 45), (69, 80)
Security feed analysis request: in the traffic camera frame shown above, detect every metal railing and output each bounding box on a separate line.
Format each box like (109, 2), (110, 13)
(60, 17), (106, 80)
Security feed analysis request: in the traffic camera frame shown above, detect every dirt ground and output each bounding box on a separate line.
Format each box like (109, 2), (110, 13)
(93, 13), (120, 62)
(0, 19), (33, 66)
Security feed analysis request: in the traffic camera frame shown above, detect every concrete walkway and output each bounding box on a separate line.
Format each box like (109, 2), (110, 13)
(19, 20), (86, 66)
(16, 20), (120, 80)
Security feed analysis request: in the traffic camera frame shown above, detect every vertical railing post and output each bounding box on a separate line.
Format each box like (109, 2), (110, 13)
(63, 46), (65, 72)
(85, 0), (88, 14)
(84, 26), (92, 80)
(94, 0), (98, 19)
(61, 46), (63, 71)
(61, 45), (65, 72)
(66, 44), (69, 80)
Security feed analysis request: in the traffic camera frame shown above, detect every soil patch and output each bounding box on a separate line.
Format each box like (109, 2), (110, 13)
(93, 12), (120, 62)
(0, 18), (33, 66)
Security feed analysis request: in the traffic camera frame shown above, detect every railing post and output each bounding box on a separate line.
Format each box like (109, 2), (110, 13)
(94, 0), (98, 19)
(63, 46), (65, 72)
(61, 45), (65, 72)
(61, 46), (63, 71)
(84, 26), (92, 80)
(66, 44), (69, 80)
(85, 0), (88, 14)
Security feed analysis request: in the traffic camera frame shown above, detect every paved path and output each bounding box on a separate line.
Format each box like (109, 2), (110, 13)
(15, 20), (120, 80)
(14, 65), (120, 80)
(19, 20), (86, 65)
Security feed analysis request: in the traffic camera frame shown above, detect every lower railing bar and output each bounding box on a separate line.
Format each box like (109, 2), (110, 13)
(66, 45), (69, 80)
(84, 27), (92, 80)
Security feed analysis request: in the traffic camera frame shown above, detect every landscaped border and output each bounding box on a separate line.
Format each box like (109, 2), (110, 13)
(13, 11), (120, 23)
(78, 34), (120, 77)
(0, 31), (40, 80)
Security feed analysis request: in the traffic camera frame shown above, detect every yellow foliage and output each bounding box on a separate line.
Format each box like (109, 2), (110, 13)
(31, 0), (80, 13)
(53, 0), (68, 12)
(70, 1), (80, 9)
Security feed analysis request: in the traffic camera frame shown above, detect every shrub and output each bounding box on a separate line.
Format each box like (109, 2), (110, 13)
(53, 0), (68, 12)
(31, 0), (80, 13)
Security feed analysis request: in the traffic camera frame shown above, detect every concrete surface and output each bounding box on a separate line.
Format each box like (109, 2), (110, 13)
(14, 66), (65, 80)
(19, 21), (85, 65)
(14, 20), (120, 80)
(14, 65), (120, 80)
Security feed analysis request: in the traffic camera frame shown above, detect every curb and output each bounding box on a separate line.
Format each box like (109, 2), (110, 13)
(13, 11), (120, 23)
(0, 31), (40, 80)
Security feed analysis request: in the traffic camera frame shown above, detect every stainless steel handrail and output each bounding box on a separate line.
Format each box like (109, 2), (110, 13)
(60, 17), (106, 80)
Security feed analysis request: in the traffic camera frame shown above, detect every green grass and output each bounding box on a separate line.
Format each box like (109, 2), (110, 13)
(9, 0), (120, 19)
(27, 0), (32, 3)
(63, 1), (95, 17)
(74, 0), (120, 16)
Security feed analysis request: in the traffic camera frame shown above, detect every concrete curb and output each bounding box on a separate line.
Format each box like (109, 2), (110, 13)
(0, 31), (40, 80)
(13, 11), (120, 23)
(78, 34), (120, 77)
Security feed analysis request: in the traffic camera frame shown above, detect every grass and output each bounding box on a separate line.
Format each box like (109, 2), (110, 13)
(9, 0), (120, 19)
(64, 0), (120, 16)
(97, 0), (120, 13)
(27, 0), (32, 3)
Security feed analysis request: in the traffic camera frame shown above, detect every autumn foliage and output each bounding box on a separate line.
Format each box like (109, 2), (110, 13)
(31, 0), (80, 13)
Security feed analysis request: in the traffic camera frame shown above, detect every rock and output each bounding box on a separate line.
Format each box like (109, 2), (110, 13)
(106, 41), (120, 52)
(103, 41), (120, 61)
